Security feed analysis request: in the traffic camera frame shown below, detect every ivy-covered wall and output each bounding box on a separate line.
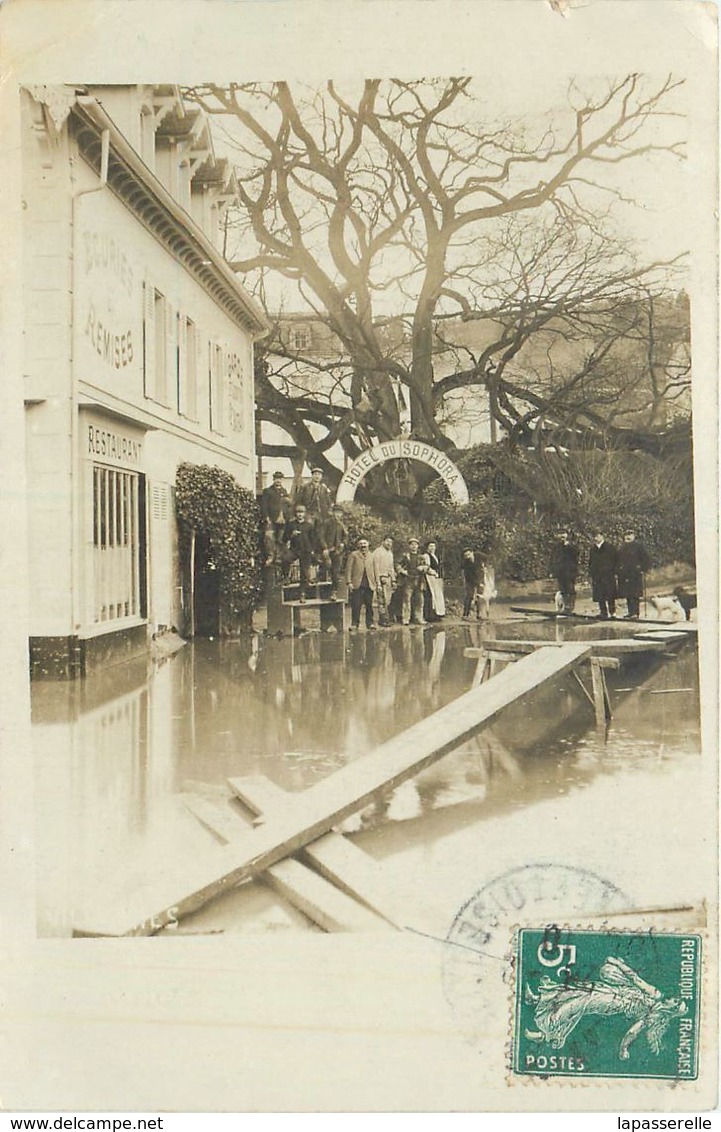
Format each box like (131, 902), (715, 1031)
(175, 463), (262, 634)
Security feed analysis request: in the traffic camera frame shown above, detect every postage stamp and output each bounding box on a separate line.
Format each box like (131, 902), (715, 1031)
(513, 928), (701, 1080)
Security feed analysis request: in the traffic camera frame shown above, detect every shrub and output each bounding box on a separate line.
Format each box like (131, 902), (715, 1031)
(175, 463), (262, 630)
(339, 503), (420, 554)
(431, 496), (506, 579)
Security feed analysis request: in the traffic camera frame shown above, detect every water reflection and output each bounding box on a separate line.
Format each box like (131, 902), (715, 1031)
(31, 623), (700, 936)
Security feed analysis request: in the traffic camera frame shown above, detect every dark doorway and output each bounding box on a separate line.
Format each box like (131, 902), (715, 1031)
(193, 532), (220, 637)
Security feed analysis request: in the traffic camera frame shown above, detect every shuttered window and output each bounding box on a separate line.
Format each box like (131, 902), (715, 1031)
(209, 342), (226, 434)
(92, 466), (143, 623)
(143, 283), (176, 408)
(178, 316), (200, 421)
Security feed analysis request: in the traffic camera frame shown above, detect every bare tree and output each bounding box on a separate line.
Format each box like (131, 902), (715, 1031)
(186, 76), (687, 482)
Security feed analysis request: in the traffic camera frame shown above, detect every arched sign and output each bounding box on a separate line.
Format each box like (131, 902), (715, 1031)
(335, 439), (469, 506)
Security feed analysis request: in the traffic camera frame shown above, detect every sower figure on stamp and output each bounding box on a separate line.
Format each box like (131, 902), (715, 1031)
(588, 530), (618, 620)
(294, 466), (333, 529)
(524, 955), (687, 1062)
(549, 529), (579, 614)
(319, 504), (348, 596)
(370, 535), (396, 627)
(345, 538), (378, 630)
(396, 537), (429, 626)
(280, 504), (317, 602)
(616, 527), (650, 620)
(259, 471), (291, 541)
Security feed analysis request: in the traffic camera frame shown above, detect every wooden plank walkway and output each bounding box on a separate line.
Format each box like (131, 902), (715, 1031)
(228, 775), (407, 927)
(73, 643), (592, 937)
(181, 793), (390, 933)
(464, 635), (687, 659)
(509, 606), (695, 628)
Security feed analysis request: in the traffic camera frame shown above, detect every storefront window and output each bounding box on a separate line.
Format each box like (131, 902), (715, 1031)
(92, 466), (144, 623)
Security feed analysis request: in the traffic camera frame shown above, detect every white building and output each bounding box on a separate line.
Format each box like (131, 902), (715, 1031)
(22, 85), (267, 678)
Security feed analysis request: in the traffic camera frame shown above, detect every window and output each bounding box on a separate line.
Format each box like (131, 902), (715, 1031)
(178, 316), (199, 420)
(139, 107), (155, 170)
(209, 342), (226, 433)
(153, 290), (166, 398)
(92, 466), (144, 623)
(143, 283), (176, 407)
(289, 325), (311, 351)
(177, 157), (192, 210)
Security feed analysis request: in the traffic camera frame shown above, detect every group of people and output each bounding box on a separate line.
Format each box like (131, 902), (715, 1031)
(344, 535), (445, 630)
(550, 528), (651, 621)
(259, 466), (448, 630)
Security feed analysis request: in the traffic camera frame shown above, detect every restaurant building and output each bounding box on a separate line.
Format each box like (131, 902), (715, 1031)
(22, 85), (267, 678)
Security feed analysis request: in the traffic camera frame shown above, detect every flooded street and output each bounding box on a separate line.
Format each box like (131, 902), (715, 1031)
(32, 618), (701, 938)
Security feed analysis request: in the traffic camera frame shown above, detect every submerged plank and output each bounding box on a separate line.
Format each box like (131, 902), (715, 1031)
(465, 638), (670, 657)
(175, 793), (390, 933)
(509, 606), (694, 628)
(229, 775), (405, 927)
(75, 644), (592, 937)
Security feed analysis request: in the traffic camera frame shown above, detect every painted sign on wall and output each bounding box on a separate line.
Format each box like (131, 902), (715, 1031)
(335, 439), (469, 505)
(74, 192), (144, 395)
(81, 410), (145, 469)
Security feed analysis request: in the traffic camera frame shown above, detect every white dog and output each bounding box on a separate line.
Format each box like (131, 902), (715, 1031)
(649, 594), (685, 620)
(478, 565), (497, 620)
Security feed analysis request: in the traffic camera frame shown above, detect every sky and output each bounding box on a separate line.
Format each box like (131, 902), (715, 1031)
(205, 72), (690, 315)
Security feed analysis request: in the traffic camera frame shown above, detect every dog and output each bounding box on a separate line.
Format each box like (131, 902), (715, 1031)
(672, 586), (697, 621)
(477, 565), (497, 621)
(649, 594), (685, 621)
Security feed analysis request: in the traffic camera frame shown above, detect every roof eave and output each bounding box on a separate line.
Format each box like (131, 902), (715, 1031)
(73, 94), (270, 340)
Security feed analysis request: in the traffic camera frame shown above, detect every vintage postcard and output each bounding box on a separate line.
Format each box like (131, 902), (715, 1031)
(0, 0), (717, 1114)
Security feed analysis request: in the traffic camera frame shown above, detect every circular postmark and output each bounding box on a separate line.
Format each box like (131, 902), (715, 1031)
(442, 863), (629, 1061)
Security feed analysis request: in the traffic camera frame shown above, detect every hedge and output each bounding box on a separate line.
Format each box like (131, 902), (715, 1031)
(175, 463), (262, 626)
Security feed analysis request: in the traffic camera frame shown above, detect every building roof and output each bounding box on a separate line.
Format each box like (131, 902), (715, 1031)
(70, 92), (269, 339)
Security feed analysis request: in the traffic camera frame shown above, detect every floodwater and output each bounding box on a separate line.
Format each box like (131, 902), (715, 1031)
(31, 617), (702, 937)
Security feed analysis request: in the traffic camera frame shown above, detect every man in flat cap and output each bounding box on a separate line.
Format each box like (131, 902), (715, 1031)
(396, 536), (429, 625)
(259, 471), (291, 541)
(295, 465), (333, 528)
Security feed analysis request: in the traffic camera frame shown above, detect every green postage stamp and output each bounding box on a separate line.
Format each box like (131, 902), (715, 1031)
(513, 928), (701, 1080)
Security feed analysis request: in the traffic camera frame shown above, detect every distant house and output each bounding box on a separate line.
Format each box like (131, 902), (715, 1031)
(22, 84), (267, 677)
(258, 292), (690, 485)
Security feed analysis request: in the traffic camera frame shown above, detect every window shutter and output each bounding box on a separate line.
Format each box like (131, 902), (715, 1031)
(210, 341), (226, 433)
(164, 302), (177, 409)
(177, 315), (188, 416)
(208, 339), (216, 430)
(193, 325), (204, 423)
(143, 281), (155, 399)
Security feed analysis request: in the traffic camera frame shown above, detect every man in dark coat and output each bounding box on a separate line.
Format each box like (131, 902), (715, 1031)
(396, 537), (428, 625)
(549, 530), (579, 614)
(295, 466), (333, 528)
(588, 531), (618, 620)
(318, 504), (348, 595)
(259, 471), (291, 540)
(616, 528), (651, 619)
(461, 548), (483, 620)
(280, 504), (318, 601)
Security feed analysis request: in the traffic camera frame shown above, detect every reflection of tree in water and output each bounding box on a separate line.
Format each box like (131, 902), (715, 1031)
(173, 632), (700, 818)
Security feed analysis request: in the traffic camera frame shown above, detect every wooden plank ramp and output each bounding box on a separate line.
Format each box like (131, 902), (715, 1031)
(73, 643), (592, 937)
(509, 606), (694, 628)
(180, 793), (391, 933)
(465, 638), (670, 658)
(228, 775), (412, 928)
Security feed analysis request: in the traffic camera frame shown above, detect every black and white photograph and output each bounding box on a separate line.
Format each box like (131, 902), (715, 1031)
(0, 0), (717, 1115)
